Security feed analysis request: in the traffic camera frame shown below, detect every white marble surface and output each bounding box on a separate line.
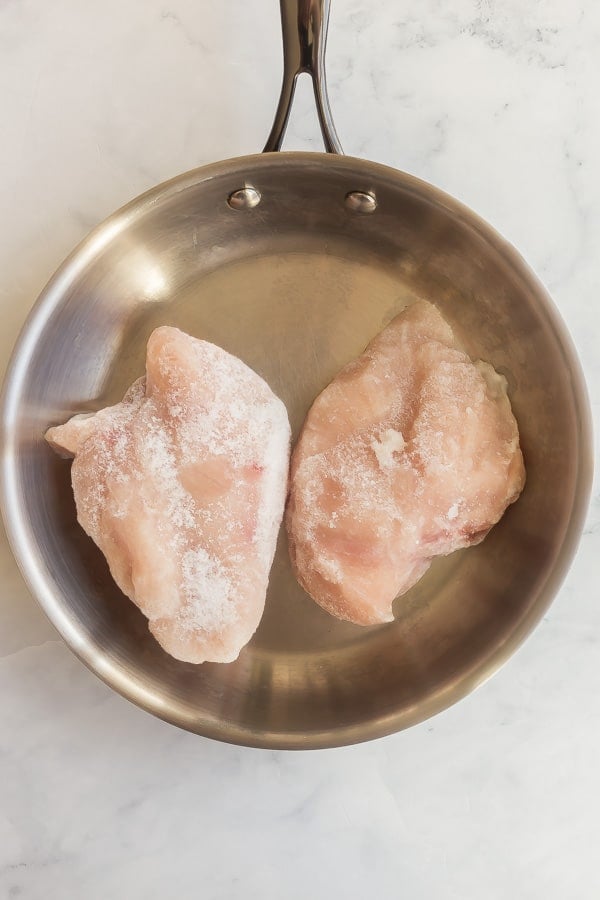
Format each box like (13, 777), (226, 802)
(1, 1), (599, 897)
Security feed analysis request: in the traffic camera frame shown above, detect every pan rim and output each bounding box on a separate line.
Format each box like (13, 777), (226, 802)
(0, 151), (594, 749)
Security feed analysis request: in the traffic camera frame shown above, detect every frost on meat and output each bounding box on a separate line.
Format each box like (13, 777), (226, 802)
(286, 301), (526, 626)
(46, 326), (291, 663)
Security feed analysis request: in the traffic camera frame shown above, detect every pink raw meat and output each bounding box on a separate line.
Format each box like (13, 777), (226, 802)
(286, 301), (526, 626)
(46, 326), (291, 663)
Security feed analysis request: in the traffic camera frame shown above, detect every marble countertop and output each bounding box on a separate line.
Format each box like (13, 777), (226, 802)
(1, 1), (598, 897)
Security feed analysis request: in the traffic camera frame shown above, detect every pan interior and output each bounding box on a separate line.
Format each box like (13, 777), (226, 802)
(2, 154), (590, 747)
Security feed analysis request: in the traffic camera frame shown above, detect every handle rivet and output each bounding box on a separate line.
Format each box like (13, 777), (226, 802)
(227, 187), (262, 210)
(345, 190), (377, 214)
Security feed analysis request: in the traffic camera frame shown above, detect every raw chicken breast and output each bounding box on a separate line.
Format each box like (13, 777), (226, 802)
(46, 327), (291, 663)
(286, 301), (525, 626)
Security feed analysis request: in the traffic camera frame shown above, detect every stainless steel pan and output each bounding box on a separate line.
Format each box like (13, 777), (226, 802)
(0, 0), (592, 749)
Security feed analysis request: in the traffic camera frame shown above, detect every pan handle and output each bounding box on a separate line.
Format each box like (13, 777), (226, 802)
(263, 0), (343, 154)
